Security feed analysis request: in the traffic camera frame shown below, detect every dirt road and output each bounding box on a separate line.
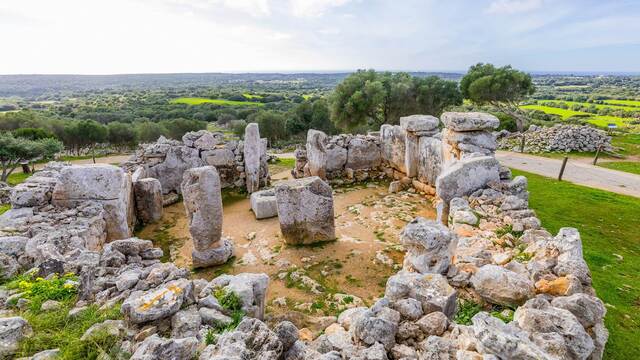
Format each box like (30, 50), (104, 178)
(496, 151), (640, 198)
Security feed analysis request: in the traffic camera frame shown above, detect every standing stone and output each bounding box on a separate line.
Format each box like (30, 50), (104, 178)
(181, 166), (233, 267)
(400, 115), (440, 178)
(244, 123), (261, 194)
(274, 176), (335, 245)
(134, 178), (163, 224)
(418, 136), (443, 186)
(51, 164), (133, 241)
(345, 136), (381, 170)
(306, 129), (328, 179)
(380, 125), (406, 173)
(441, 112), (500, 132)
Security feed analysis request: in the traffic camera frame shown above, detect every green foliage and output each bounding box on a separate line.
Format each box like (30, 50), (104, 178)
(512, 169), (640, 359)
(249, 111), (287, 143)
(460, 63), (535, 131)
(0, 132), (63, 182)
(0, 204), (9, 215)
(7, 171), (31, 185)
(106, 121), (138, 148)
(454, 300), (482, 325)
(171, 97), (264, 106)
(135, 121), (166, 143)
(214, 288), (243, 312)
(13, 127), (55, 140)
(330, 70), (462, 130)
(494, 224), (523, 238)
(4, 272), (78, 310)
(490, 309), (515, 323)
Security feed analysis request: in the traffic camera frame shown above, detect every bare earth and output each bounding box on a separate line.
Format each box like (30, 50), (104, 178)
(137, 174), (436, 317)
(496, 150), (640, 198)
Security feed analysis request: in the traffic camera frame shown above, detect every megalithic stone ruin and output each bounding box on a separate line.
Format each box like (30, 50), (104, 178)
(181, 166), (233, 268)
(244, 123), (261, 194)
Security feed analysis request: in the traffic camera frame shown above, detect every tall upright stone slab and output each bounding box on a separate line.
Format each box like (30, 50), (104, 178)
(244, 123), (261, 194)
(52, 164), (133, 241)
(418, 136), (443, 186)
(181, 166), (233, 267)
(400, 115), (440, 177)
(380, 125), (406, 173)
(133, 178), (163, 224)
(306, 130), (328, 179)
(441, 112), (499, 164)
(274, 176), (335, 245)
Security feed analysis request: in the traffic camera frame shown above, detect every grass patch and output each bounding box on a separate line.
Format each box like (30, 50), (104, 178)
(171, 97), (264, 107)
(268, 157), (296, 175)
(598, 161), (640, 175)
(512, 169), (640, 359)
(0, 204), (10, 215)
(6, 172), (31, 186)
(454, 300), (483, 325)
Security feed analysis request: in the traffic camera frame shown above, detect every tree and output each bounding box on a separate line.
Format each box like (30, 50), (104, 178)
(107, 122), (138, 151)
(460, 63), (535, 131)
(75, 120), (108, 163)
(13, 127), (56, 140)
(136, 121), (167, 143)
(160, 118), (207, 140)
(251, 111), (287, 145)
(330, 70), (462, 131)
(0, 133), (63, 182)
(330, 70), (384, 130)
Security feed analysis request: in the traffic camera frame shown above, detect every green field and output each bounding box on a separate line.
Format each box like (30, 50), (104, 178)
(242, 93), (263, 99)
(598, 161), (640, 175)
(512, 169), (640, 360)
(603, 100), (640, 107)
(521, 104), (633, 128)
(521, 104), (590, 118)
(543, 100), (640, 112)
(170, 97), (264, 106)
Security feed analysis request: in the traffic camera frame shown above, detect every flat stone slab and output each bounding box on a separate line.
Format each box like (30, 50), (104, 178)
(441, 112), (499, 132)
(400, 115), (440, 132)
(250, 189), (278, 220)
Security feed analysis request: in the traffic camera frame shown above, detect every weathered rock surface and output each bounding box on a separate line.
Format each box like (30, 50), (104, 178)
(380, 124), (406, 173)
(250, 189), (278, 220)
(207, 273), (269, 319)
(436, 156), (500, 205)
(498, 124), (613, 153)
(121, 279), (194, 324)
(182, 166), (233, 267)
(385, 272), (457, 317)
(0, 316), (32, 357)
(441, 112), (500, 132)
(471, 264), (535, 306)
(244, 123), (262, 193)
(51, 164), (133, 241)
(134, 177), (163, 224)
(400, 217), (457, 274)
(417, 136), (442, 186)
(202, 318), (284, 359)
(275, 176), (335, 244)
(306, 130), (328, 179)
(346, 136), (381, 170)
(131, 334), (199, 360)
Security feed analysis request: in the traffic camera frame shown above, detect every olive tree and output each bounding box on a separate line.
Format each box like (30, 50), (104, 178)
(0, 133), (63, 182)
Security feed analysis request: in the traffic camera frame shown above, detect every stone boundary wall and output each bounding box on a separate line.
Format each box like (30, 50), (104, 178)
(498, 123), (613, 153)
(123, 128), (269, 195)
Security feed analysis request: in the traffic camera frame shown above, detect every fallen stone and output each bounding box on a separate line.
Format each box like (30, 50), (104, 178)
(400, 217), (457, 274)
(250, 189), (278, 220)
(134, 178), (163, 224)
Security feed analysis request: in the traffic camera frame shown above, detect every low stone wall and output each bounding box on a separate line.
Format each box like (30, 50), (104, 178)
(123, 129), (270, 195)
(498, 124), (613, 153)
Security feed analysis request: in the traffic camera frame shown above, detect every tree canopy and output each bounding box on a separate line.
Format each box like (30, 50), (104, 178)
(330, 70), (462, 130)
(460, 63), (535, 131)
(0, 133), (63, 182)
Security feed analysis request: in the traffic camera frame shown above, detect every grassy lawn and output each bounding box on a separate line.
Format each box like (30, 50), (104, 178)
(603, 99), (640, 107)
(521, 104), (587, 118)
(612, 133), (640, 157)
(171, 97), (264, 107)
(542, 100), (640, 112)
(520, 104), (634, 128)
(268, 157), (295, 175)
(598, 161), (640, 175)
(512, 169), (640, 359)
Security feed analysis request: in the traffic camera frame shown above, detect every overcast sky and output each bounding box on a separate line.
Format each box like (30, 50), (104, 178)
(1, 0), (639, 75)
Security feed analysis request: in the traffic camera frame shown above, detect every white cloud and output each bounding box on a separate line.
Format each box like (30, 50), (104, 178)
(289, 0), (352, 18)
(161, 0), (271, 17)
(486, 0), (543, 14)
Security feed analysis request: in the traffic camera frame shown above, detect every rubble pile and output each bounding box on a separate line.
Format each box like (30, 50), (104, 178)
(498, 124), (613, 153)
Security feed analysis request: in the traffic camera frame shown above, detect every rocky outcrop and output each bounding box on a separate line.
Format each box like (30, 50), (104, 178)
(51, 164), (134, 241)
(306, 130), (328, 179)
(0, 316), (32, 357)
(275, 176), (335, 245)
(181, 166), (233, 267)
(436, 156), (501, 205)
(400, 217), (457, 274)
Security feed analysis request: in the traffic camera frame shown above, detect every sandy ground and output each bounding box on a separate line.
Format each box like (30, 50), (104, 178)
(137, 172), (436, 317)
(496, 151), (640, 198)
(16, 155), (133, 173)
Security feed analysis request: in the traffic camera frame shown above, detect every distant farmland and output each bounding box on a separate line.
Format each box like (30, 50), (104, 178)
(521, 104), (634, 128)
(171, 97), (264, 106)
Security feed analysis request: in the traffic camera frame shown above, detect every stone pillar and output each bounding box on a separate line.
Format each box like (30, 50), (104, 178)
(380, 124), (406, 174)
(417, 136), (443, 186)
(181, 166), (233, 268)
(400, 115), (440, 178)
(133, 178), (163, 224)
(441, 112), (499, 165)
(244, 123), (261, 194)
(306, 129), (328, 179)
(274, 176), (335, 245)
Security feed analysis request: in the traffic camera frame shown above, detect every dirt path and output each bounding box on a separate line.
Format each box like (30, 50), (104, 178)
(16, 155), (132, 174)
(496, 151), (640, 198)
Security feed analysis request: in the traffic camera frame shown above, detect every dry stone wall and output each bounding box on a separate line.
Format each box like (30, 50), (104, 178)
(498, 124), (613, 153)
(123, 129), (269, 195)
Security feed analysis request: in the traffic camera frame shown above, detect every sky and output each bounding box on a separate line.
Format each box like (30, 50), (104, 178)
(1, 0), (639, 74)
